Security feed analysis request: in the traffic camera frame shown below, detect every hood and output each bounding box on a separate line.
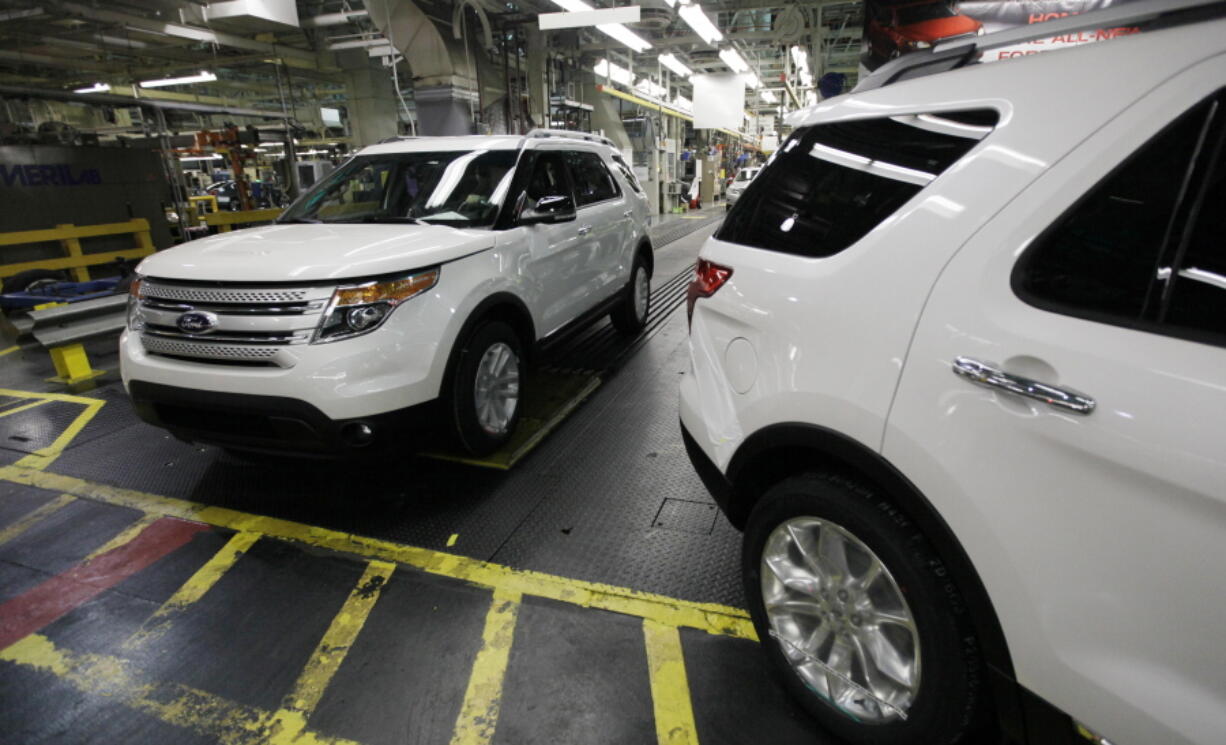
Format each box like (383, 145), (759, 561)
(138, 223), (495, 283)
(898, 16), (981, 41)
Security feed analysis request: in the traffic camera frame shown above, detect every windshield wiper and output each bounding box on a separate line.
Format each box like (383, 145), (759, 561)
(354, 216), (428, 225)
(277, 217), (320, 224)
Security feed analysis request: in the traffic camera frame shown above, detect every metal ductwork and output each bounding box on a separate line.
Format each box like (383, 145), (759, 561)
(365, 0), (485, 135)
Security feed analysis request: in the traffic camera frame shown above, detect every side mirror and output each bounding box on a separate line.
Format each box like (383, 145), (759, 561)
(519, 193), (576, 225)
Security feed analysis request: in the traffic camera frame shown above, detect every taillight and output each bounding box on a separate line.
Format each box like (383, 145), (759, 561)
(686, 259), (732, 329)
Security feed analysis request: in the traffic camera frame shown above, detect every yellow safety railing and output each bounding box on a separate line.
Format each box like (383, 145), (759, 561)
(188, 195), (220, 214)
(200, 207), (283, 233)
(0, 219), (156, 283)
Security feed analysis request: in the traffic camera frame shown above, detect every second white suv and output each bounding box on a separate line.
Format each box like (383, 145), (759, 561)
(122, 130), (651, 457)
(682, 5), (1226, 745)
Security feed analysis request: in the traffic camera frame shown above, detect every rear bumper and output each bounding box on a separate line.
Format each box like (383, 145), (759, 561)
(128, 380), (441, 457)
(680, 420), (736, 519)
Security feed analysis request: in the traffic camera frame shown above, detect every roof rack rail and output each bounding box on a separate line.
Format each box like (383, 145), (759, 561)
(376, 135), (421, 144)
(524, 128), (617, 149)
(854, 0), (1226, 93)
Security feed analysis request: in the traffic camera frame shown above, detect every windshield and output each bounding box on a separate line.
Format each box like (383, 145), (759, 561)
(736, 168), (757, 182)
(280, 150), (518, 227)
(895, 3), (956, 25)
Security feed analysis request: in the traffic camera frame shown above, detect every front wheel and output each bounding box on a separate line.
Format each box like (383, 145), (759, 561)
(743, 473), (989, 745)
(610, 255), (650, 334)
(450, 321), (524, 456)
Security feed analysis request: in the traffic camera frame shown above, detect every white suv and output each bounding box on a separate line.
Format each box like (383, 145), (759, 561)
(725, 165), (760, 211)
(122, 130), (651, 456)
(681, 5), (1226, 745)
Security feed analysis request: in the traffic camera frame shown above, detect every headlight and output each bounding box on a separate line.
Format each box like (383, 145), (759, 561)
(127, 276), (145, 331)
(313, 268), (440, 343)
(910, 40), (932, 49)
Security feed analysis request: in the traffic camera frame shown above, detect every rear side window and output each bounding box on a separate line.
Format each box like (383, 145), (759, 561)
(1015, 93), (1226, 347)
(1163, 130), (1226, 339)
(566, 151), (620, 206)
(717, 111), (994, 257)
(611, 152), (643, 194)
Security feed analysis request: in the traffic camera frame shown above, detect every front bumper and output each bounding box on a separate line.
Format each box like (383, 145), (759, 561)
(129, 380), (440, 456)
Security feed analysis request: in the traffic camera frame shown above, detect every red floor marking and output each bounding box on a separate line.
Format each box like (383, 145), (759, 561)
(0, 517), (209, 651)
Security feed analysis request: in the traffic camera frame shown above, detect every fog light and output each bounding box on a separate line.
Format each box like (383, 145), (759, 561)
(346, 305), (387, 332)
(341, 422), (375, 447)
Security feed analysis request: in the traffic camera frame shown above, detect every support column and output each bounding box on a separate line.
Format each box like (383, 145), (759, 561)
(338, 50), (398, 147)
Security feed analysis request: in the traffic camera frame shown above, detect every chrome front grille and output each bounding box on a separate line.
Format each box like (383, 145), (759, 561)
(140, 284), (312, 305)
(137, 279), (335, 367)
(140, 336), (281, 361)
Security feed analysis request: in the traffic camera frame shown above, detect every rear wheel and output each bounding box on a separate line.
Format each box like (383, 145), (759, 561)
(610, 254), (650, 334)
(743, 473), (989, 745)
(450, 321), (523, 456)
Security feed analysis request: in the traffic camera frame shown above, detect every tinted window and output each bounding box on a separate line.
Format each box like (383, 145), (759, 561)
(566, 151), (620, 206)
(1015, 100), (1213, 324)
(717, 112), (992, 257)
(1160, 109), (1226, 341)
(525, 152), (572, 203)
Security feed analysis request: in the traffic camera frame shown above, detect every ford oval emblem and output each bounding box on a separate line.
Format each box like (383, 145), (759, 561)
(176, 311), (219, 334)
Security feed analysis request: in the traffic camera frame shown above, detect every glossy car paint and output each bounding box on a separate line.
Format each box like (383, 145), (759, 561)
(137, 223), (496, 283)
(682, 21), (1226, 745)
(122, 136), (648, 427)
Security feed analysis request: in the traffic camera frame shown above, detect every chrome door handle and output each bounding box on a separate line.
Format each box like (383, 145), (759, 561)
(623, 209), (634, 218)
(951, 357), (1095, 415)
(577, 224), (593, 236)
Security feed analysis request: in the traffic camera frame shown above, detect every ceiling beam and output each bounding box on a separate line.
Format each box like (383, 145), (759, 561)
(48, 1), (337, 71)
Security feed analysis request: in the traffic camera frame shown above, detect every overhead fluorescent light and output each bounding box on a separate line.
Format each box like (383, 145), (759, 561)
(658, 53), (692, 78)
(178, 155), (223, 162)
(759, 90), (777, 103)
(539, 6), (640, 30)
(550, 0), (651, 51)
(743, 71), (761, 89)
(140, 71), (217, 88)
(718, 47), (747, 73)
(594, 58), (634, 87)
(678, 3), (722, 45)
(73, 83), (111, 94)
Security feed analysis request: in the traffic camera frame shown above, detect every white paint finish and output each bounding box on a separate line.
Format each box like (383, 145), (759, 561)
(683, 18), (1226, 745)
(122, 134), (648, 432)
(137, 224), (495, 283)
(885, 54), (1226, 745)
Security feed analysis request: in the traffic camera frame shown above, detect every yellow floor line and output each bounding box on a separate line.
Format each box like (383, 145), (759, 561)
(0, 346), (18, 358)
(0, 399), (51, 419)
(83, 513), (160, 562)
(0, 390), (106, 471)
(123, 531), (260, 652)
(0, 465), (756, 641)
(448, 589), (522, 745)
(284, 560), (395, 717)
(644, 619), (700, 745)
(0, 634), (364, 745)
(0, 493), (74, 546)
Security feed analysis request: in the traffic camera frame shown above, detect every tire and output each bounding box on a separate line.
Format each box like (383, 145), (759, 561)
(610, 253), (650, 335)
(449, 320), (524, 456)
(3, 269), (66, 294)
(743, 473), (988, 745)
